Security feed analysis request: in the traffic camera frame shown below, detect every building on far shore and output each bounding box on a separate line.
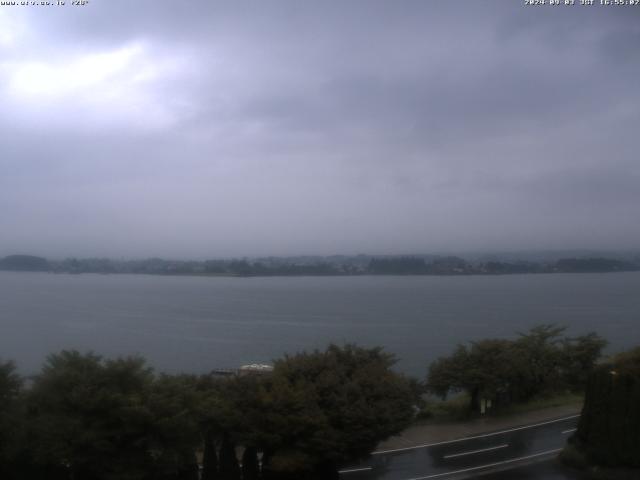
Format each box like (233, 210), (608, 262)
(238, 364), (274, 376)
(209, 364), (274, 378)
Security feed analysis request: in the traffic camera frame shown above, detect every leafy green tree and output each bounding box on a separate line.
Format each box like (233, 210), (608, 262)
(427, 344), (471, 399)
(258, 344), (416, 478)
(27, 351), (156, 480)
(0, 360), (20, 405)
(568, 347), (640, 469)
(560, 332), (608, 391)
(194, 374), (248, 480)
(146, 374), (203, 480)
(511, 324), (566, 400)
(0, 360), (24, 479)
(428, 340), (518, 412)
(427, 325), (607, 413)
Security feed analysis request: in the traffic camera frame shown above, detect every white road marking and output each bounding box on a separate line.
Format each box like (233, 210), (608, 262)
(443, 443), (509, 459)
(405, 448), (563, 480)
(372, 415), (580, 455)
(561, 428), (577, 434)
(338, 466), (373, 474)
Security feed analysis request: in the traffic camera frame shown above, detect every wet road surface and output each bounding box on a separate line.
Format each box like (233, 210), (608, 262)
(339, 415), (579, 480)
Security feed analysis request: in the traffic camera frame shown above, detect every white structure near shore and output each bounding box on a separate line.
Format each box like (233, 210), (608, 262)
(210, 364), (274, 378)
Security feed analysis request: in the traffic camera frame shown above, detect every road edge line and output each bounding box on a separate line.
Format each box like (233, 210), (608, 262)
(406, 448), (563, 480)
(372, 415), (579, 455)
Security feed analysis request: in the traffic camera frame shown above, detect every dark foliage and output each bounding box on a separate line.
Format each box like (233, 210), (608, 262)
(0, 344), (415, 479)
(570, 347), (640, 468)
(258, 344), (416, 476)
(427, 325), (607, 413)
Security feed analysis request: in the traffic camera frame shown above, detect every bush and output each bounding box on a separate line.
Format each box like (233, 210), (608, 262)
(560, 444), (588, 470)
(572, 348), (640, 469)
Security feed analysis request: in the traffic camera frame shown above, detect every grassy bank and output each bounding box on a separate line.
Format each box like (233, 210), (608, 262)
(416, 392), (584, 423)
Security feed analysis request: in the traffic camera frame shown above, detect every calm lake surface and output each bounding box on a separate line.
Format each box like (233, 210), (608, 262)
(1, 271), (639, 377)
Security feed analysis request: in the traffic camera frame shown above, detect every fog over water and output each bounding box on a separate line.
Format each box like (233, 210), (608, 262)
(2, 271), (639, 376)
(0, 1), (639, 258)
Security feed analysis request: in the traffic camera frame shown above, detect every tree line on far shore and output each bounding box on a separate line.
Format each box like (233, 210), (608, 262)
(0, 325), (609, 480)
(1, 253), (638, 276)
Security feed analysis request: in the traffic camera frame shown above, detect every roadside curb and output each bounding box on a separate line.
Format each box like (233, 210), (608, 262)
(377, 404), (582, 452)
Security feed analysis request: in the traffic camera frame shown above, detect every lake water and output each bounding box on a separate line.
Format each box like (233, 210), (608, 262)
(1, 271), (639, 377)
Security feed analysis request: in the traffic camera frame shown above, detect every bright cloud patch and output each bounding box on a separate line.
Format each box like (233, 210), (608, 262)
(0, 11), (25, 47)
(2, 42), (191, 129)
(9, 44), (144, 97)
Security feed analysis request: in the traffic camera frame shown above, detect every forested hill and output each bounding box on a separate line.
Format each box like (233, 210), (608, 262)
(0, 255), (50, 272)
(1, 254), (638, 277)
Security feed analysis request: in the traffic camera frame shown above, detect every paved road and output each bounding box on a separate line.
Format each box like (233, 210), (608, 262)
(339, 415), (579, 480)
(478, 459), (587, 480)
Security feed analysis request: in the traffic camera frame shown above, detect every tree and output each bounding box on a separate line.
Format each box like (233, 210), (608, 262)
(146, 374), (203, 480)
(0, 360), (24, 479)
(0, 360), (21, 406)
(427, 340), (519, 412)
(511, 324), (567, 400)
(567, 347), (640, 470)
(257, 344), (416, 478)
(26, 351), (156, 480)
(195, 374), (255, 480)
(560, 332), (608, 391)
(427, 325), (607, 413)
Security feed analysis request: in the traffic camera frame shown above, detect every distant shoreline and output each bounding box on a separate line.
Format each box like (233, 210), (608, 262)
(1, 253), (638, 278)
(38, 270), (640, 277)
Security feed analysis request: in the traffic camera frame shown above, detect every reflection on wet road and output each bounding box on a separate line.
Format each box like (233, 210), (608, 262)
(339, 416), (580, 480)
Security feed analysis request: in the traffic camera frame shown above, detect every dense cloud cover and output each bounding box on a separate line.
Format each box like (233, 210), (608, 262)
(0, 1), (638, 258)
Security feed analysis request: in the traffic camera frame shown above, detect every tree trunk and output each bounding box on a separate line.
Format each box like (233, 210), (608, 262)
(201, 431), (218, 480)
(311, 460), (339, 480)
(241, 446), (260, 480)
(260, 451), (274, 480)
(469, 387), (481, 413)
(218, 434), (241, 480)
(177, 451), (200, 480)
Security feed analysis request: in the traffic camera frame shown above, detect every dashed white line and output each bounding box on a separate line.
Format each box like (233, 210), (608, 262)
(338, 466), (372, 474)
(405, 448), (564, 480)
(372, 414), (579, 455)
(561, 428), (577, 434)
(443, 443), (509, 459)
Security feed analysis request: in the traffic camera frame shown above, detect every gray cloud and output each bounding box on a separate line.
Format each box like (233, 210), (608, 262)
(0, 1), (639, 258)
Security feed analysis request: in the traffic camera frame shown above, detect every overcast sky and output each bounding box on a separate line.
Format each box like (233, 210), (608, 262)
(0, 1), (638, 259)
